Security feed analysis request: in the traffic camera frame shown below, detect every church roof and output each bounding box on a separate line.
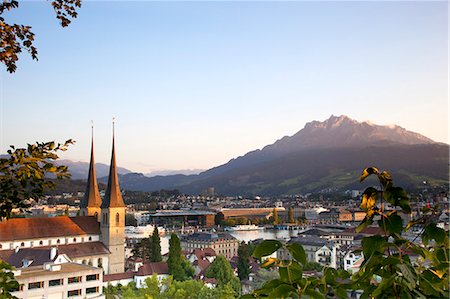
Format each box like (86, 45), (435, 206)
(136, 262), (169, 276)
(80, 133), (102, 208)
(0, 216), (100, 241)
(57, 241), (110, 258)
(101, 129), (125, 208)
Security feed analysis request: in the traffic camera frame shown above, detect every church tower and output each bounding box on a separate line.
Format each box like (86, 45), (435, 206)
(80, 125), (102, 221)
(100, 122), (126, 274)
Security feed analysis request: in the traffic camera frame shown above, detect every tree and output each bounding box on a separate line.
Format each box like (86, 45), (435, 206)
(272, 208), (278, 225)
(244, 167), (450, 299)
(132, 238), (153, 262)
(288, 207), (295, 224)
(215, 212), (225, 225)
(125, 213), (137, 226)
(0, 0), (81, 73)
(167, 233), (194, 281)
(205, 255), (241, 296)
(237, 242), (251, 281)
(151, 227), (162, 262)
(0, 140), (73, 220)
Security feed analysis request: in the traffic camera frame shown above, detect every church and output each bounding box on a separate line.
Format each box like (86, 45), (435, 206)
(0, 129), (126, 275)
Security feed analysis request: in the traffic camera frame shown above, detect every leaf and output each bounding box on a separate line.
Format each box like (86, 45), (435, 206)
(422, 223), (446, 245)
(378, 212), (403, 235)
(287, 243), (306, 265)
(261, 257), (278, 268)
(268, 283), (296, 298)
(378, 171), (393, 188)
(360, 167), (379, 182)
(360, 187), (378, 212)
(371, 276), (395, 297)
(288, 261), (303, 282)
(361, 235), (386, 258)
(356, 216), (373, 233)
(252, 240), (283, 258)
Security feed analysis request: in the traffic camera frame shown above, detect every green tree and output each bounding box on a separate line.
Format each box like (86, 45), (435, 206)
(237, 242), (251, 281)
(0, 0), (81, 73)
(125, 213), (137, 226)
(167, 233), (194, 281)
(215, 212), (225, 225)
(132, 238), (153, 262)
(151, 227), (162, 262)
(272, 208), (279, 225)
(0, 140), (74, 220)
(205, 255), (241, 296)
(288, 207), (295, 223)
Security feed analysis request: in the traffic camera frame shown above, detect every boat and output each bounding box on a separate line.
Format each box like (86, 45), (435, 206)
(224, 224), (265, 232)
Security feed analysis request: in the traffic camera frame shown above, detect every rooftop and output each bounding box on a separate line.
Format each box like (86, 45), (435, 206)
(15, 263), (101, 280)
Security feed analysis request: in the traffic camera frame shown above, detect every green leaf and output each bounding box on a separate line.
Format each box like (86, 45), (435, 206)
(371, 276), (395, 297)
(288, 261), (303, 282)
(378, 212), (403, 235)
(268, 283), (296, 298)
(360, 167), (379, 182)
(287, 243), (306, 265)
(252, 240), (283, 258)
(422, 223), (446, 245)
(356, 216), (373, 233)
(279, 266), (289, 283)
(362, 235), (386, 258)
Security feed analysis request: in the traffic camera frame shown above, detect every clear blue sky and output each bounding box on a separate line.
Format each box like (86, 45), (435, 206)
(0, 1), (448, 173)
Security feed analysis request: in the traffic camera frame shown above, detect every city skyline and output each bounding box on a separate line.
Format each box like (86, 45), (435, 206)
(1, 1), (448, 173)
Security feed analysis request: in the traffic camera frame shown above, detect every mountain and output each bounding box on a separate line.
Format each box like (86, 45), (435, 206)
(55, 160), (132, 180)
(144, 169), (205, 177)
(88, 115), (450, 195)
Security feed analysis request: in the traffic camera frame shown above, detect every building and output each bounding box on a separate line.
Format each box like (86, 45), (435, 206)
(0, 127), (126, 275)
(11, 262), (104, 299)
(103, 262), (169, 288)
(278, 236), (336, 268)
(149, 210), (215, 227)
(180, 232), (239, 259)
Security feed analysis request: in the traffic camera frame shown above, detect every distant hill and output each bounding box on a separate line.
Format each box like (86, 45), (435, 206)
(55, 160), (132, 180)
(144, 169), (204, 177)
(109, 115), (448, 195)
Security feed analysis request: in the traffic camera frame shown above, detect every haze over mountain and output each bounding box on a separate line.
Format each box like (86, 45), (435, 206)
(106, 115), (447, 196)
(55, 160), (132, 180)
(144, 169), (205, 177)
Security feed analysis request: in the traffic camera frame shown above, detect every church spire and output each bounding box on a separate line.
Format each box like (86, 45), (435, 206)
(101, 118), (125, 208)
(80, 122), (102, 209)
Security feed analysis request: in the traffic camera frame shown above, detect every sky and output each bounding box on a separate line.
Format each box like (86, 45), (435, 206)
(0, 1), (448, 173)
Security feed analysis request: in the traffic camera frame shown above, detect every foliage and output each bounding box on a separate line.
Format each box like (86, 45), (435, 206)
(272, 208), (279, 225)
(215, 212), (225, 225)
(288, 207), (295, 224)
(0, 140), (74, 220)
(104, 275), (237, 299)
(0, 261), (19, 298)
(303, 261), (322, 272)
(0, 0), (81, 73)
(131, 237), (153, 262)
(205, 255), (241, 296)
(151, 227), (162, 262)
(125, 213), (137, 226)
(237, 242), (252, 281)
(167, 233), (194, 281)
(245, 167), (449, 299)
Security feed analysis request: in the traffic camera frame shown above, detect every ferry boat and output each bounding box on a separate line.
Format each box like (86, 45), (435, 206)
(224, 224), (265, 232)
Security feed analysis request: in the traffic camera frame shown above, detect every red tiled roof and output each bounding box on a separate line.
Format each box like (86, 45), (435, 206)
(192, 248), (216, 260)
(137, 262), (169, 276)
(70, 216), (101, 235)
(193, 259), (211, 271)
(341, 226), (382, 236)
(104, 271), (136, 282)
(0, 216), (97, 241)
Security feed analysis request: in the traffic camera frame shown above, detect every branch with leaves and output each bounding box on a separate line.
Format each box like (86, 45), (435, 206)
(0, 139), (74, 220)
(243, 167), (449, 299)
(0, 0), (81, 72)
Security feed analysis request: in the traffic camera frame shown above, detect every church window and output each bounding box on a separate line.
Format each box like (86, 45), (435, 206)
(73, 238), (77, 243)
(39, 240), (43, 245)
(116, 213), (120, 225)
(88, 236), (92, 241)
(94, 212), (98, 218)
(57, 239), (60, 244)
(20, 242), (24, 247)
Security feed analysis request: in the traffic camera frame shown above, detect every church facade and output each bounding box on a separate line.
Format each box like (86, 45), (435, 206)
(0, 130), (126, 275)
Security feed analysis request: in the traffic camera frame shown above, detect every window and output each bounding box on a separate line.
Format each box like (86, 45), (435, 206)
(86, 274), (99, 281)
(68, 289), (81, 297)
(20, 242), (24, 247)
(346, 260), (351, 265)
(68, 276), (82, 284)
(88, 236), (92, 241)
(73, 238), (77, 242)
(94, 212), (98, 219)
(86, 287), (99, 294)
(98, 258), (103, 268)
(39, 240), (43, 245)
(116, 213), (120, 225)
(57, 239), (61, 244)
(49, 279), (63, 287)
(28, 281), (44, 289)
